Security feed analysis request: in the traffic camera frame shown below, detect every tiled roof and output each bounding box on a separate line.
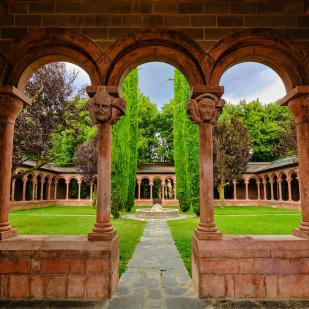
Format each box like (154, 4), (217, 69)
(137, 163), (175, 174)
(246, 156), (298, 173)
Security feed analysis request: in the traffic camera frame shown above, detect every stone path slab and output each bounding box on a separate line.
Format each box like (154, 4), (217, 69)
(106, 220), (204, 309)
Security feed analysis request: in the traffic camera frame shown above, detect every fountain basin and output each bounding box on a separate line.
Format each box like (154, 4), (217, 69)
(136, 204), (179, 219)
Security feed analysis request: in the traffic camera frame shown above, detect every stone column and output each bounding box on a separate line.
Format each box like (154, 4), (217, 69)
(161, 184), (165, 199)
(263, 181), (267, 200)
(233, 181), (237, 200)
(11, 179), (16, 201)
(270, 180), (274, 200)
(0, 86), (31, 240)
(54, 181), (58, 200)
(32, 180), (36, 200)
(40, 179), (44, 200)
(137, 181), (141, 199)
(78, 181), (82, 200)
(280, 87), (309, 238)
(65, 180), (69, 200)
(286, 177), (292, 201)
(245, 181), (249, 200)
(22, 177), (27, 201)
(86, 86), (125, 241)
(278, 179), (282, 201)
(257, 180), (261, 200)
(188, 92), (224, 240)
(150, 182), (153, 200)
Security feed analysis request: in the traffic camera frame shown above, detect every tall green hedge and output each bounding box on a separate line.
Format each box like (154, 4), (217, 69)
(111, 69), (138, 217)
(173, 69), (199, 213)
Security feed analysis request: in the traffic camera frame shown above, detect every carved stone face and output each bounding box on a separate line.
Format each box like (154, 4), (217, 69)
(93, 102), (112, 122)
(199, 98), (216, 121)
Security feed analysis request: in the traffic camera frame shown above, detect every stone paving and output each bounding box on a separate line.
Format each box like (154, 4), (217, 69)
(106, 220), (204, 309)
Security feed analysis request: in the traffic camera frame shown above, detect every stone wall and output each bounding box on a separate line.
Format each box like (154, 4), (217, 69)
(0, 0), (309, 52)
(0, 236), (119, 300)
(192, 235), (309, 298)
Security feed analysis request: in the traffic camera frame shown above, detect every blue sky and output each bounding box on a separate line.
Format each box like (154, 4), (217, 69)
(67, 61), (286, 109)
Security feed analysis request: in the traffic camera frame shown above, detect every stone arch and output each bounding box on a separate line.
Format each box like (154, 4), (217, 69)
(264, 175), (271, 200)
(291, 172), (300, 202)
(236, 178), (246, 200)
(140, 178), (150, 199)
(280, 173), (289, 201)
(0, 28), (102, 90)
(56, 177), (67, 200)
(152, 177), (162, 200)
(101, 29), (208, 91)
(207, 28), (309, 91)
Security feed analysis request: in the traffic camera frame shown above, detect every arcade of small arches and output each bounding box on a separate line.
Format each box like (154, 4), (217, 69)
(134, 175), (178, 206)
(216, 170), (300, 208)
(10, 170), (93, 209)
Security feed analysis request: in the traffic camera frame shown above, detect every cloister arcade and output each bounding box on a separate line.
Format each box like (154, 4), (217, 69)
(1, 0), (309, 300)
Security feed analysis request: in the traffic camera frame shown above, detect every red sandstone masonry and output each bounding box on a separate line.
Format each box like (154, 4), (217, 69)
(0, 236), (119, 300)
(192, 235), (309, 298)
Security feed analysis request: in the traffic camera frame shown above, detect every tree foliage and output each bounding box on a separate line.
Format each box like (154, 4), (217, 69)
(219, 100), (295, 161)
(12, 62), (77, 178)
(173, 69), (199, 213)
(214, 117), (251, 208)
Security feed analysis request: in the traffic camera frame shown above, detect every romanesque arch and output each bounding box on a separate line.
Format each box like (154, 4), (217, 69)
(0, 28), (102, 90)
(206, 28), (309, 90)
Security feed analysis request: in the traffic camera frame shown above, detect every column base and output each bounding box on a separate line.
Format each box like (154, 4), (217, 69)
(88, 230), (117, 241)
(88, 222), (117, 241)
(0, 228), (18, 240)
(194, 222), (222, 240)
(293, 221), (309, 239)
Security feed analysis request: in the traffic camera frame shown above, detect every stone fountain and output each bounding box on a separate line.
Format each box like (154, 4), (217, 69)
(136, 204), (179, 219)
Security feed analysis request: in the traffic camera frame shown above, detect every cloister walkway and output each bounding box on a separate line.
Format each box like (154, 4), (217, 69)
(107, 220), (204, 309)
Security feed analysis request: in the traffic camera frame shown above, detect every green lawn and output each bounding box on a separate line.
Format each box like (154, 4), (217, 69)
(168, 206), (302, 276)
(10, 206), (146, 275)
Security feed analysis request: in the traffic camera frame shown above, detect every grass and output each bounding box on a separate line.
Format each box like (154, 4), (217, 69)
(10, 206), (146, 275)
(168, 206), (302, 276)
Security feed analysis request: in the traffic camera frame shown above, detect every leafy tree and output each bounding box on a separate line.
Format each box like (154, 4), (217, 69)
(12, 62), (77, 178)
(137, 91), (159, 163)
(220, 100), (294, 161)
(153, 100), (174, 162)
(214, 117), (250, 208)
(173, 69), (199, 213)
(273, 118), (297, 158)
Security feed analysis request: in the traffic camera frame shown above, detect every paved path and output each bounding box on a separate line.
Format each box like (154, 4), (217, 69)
(106, 220), (204, 309)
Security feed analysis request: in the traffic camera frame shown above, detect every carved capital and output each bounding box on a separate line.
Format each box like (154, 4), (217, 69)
(86, 86), (126, 125)
(187, 93), (225, 125)
(288, 95), (309, 125)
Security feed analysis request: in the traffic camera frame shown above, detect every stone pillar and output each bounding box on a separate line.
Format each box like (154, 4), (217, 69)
(263, 181), (267, 200)
(188, 92), (224, 240)
(78, 181), (81, 200)
(278, 179), (282, 201)
(65, 180), (69, 200)
(280, 87), (309, 238)
(86, 86), (125, 241)
(0, 86), (31, 240)
(54, 181), (58, 200)
(161, 184), (165, 199)
(11, 179), (16, 201)
(245, 181), (249, 200)
(137, 181), (141, 199)
(22, 177), (27, 201)
(40, 179), (44, 200)
(257, 180), (261, 200)
(287, 177), (292, 201)
(270, 180), (274, 200)
(233, 181), (237, 200)
(150, 182), (153, 200)
(32, 180), (36, 200)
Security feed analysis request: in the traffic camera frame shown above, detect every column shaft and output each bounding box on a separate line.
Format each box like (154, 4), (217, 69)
(88, 123), (116, 241)
(195, 123), (221, 240)
(11, 180), (16, 201)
